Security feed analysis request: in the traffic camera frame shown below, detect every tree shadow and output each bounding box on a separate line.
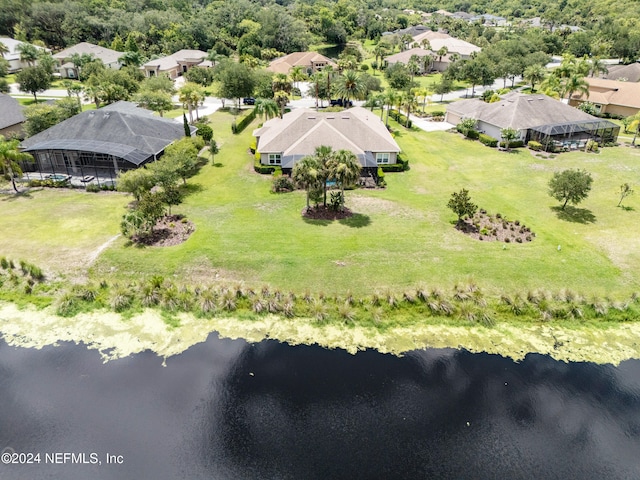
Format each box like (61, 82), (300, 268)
(619, 205), (635, 212)
(551, 205), (596, 224)
(1, 189), (36, 201)
(302, 217), (331, 226)
(338, 213), (371, 228)
(180, 183), (204, 196)
(211, 162), (224, 168)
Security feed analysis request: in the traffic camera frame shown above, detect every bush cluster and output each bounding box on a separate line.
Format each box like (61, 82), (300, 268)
(499, 139), (524, 148)
(231, 108), (257, 134)
(479, 134), (498, 147)
(388, 109), (412, 128)
(254, 159), (279, 174)
(527, 140), (543, 151)
(465, 129), (480, 140)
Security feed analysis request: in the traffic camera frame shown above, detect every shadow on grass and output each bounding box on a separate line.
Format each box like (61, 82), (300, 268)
(339, 213), (371, 228)
(619, 205), (635, 211)
(1, 189), (36, 201)
(302, 217), (331, 226)
(211, 162), (224, 168)
(551, 205), (596, 224)
(180, 183), (205, 196)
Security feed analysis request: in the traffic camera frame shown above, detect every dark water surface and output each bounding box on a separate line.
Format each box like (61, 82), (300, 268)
(1, 334), (639, 479)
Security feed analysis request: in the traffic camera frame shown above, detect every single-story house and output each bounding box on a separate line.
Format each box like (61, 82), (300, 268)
(411, 31), (480, 60)
(267, 52), (337, 75)
(0, 94), (26, 138)
(20, 101), (196, 184)
(569, 78), (640, 117)
(141, 50), (208, 79)
(253, 107), (400, 173)
(446, 92), (619, 150)
(384, 47), (450, 73)
(601, 63), (640, 82)
(52, 42), (122, 78)
(0, 37), (50, 72)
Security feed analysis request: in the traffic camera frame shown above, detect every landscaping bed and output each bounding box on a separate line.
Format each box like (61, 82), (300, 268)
(456, 210), (535, 243)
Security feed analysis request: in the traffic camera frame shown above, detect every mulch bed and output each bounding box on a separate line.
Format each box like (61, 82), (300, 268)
(136, 215), (195, 247)
(302, 206), (353, 220)
(456, 210), (535, 243)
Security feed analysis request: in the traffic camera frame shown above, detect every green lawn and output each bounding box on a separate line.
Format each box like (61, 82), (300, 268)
(2, 110), (639, 297)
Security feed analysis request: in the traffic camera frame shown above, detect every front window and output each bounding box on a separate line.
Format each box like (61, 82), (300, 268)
(268, 154), (281, 165)
(376, 152), (390, 164)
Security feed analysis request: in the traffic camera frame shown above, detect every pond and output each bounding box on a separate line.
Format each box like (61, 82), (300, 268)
(0, 334), (639, 479)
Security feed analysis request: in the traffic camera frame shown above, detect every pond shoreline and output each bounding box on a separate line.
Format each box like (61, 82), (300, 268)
(1, 302), (639, 365)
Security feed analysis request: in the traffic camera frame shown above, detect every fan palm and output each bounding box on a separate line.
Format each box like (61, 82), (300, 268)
(0, 136), (34, 193)
(328, 150), (361, 210)
(332, 70), (366, 105)
(292, 156), (320, 208)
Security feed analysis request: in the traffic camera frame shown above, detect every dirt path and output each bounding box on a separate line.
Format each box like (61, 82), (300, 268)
(87, 234), (121, 265)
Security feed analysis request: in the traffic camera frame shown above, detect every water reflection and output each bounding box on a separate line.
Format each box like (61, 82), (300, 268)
(0, 335), (639, 480)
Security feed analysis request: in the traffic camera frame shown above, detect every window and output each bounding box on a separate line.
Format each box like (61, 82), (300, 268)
(268, 154), (281, 165)
(376, 152), (390, 164)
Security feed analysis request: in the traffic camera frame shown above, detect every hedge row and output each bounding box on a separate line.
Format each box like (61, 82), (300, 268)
(254, 159), (281, 175)
(388, 109), (412, 128)
(479, 133), (498, 147)
(500, 140), (525, 148)
(231, 108), (257, 134)
(380, 156), (409, 172)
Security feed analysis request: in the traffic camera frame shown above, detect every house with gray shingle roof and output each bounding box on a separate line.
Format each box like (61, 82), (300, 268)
(601, 63), (640, 83)
(0, 94), (26, 138)
(253, 107), (400, 171)
(446, 92), (619, 149)
(52, 42), (122, 78)
(20, 101), (196, 182)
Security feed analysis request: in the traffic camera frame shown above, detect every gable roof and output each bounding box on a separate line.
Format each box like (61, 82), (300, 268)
(602, 63), (640, 82)
(447, 92), (601, 130)
(142, 49), (207, 72)
(385, 47), (439, 64)
(53, 42), (122, 65)
(0, 94), (26, 130)
(0, 37), (49, 62)
(21, 103), (193, 165)
(267, 52), (336, 74)
(254, 107), (400, 167)
(411, 31), (480, 57)
(573, 77), (640, 108)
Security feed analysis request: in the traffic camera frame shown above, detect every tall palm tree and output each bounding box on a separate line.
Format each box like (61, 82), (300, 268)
(328, 149), (361, 210)
(272, 73), (292, 95)
(16, 43), (39, 66)
(206, 49), (223, 67)
(273, 90), (289, 118)
(0, 42), (9, 59)
(69, 52), (94, 78)
(314, 145), (333, 207)
(290, 66), (307, 92)
(372, 44), (387, 71)
(523, 64), (546, 93)
(292, 155), (320, 209)
(0, 136), (34, 193)
(118, 51), (144, 67)
(436, 46), (449, 63)
(255, 98), (279, 121)
(401, 92), (418, 128)
(588, 57), (608, 77)
(384, 89), (398, 127)
(333, 70), (366, 105)
(179, 82), (205, 123)
(562, 74), (590, 102)
(420, 39), (431, 51)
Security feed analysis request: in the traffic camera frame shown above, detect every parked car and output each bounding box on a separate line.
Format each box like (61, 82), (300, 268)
(329, 99), (353, 107)
(243, 97), (256, 105)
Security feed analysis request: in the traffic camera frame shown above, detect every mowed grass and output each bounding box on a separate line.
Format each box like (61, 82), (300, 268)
(2, 109), (640, 297)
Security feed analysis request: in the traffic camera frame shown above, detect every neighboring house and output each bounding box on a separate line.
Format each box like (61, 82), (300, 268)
(601, 63), (640, 83)
(20, 101), (196, 184)
(569, 78), (640, 117)
(0, 94), (26, 138)
(253, 107), (400, 172)
(141, 50), (207, 79)
(411, 31), (480, 60)
(0, 37), (49, 73)
(446, 92), (619, 150)
(384, 47), (449, 73)
(267, 52), (337, 75)
(52, 42), (122, 78)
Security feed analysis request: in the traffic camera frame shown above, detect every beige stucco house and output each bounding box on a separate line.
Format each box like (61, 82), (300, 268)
(569, 78), (640, 117)
(141, 50), (208, 79)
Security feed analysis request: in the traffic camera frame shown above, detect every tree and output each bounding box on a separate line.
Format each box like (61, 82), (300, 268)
(385, 63), (412, 91)
(69, 52), (94, 78)
(447, 189), (478, 223)
(548, 169), (593, 210)
(458, 118), (477, 135)
(562, 74), (590, 102)
(0, 136), (33, 193)
(116, 168), (155, 201)
(209, 140), (219, 164)
(292, 155), (320, 209)
(314, 145), (334, 207)
(500, 128), (519, 152)
(195, 124), (213, 144)
(215, 61), (255, 108)
(23, 103), (59, 136)
(184, 66), (216, 87)
(618, 183), (634, 207)
(327, 149), (361, 210)
(179, 83), (205, 123)
(290, 66), (307, 90)
(588, 57), (608, 77)
(255, 98), (279, 121)
(136, 90), (173, 117)
(433, 76), (453, 102)
(16, 66), (51, 103)
(16, 43), (39, 66)
(274, 90), (289, 119)
(118, 51), (144, 68)
(332, 70), (366, 104)
(183, 113), (191, 137)
(523, 64), (546, 92)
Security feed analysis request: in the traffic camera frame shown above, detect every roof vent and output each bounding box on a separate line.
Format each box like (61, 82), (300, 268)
(327, 116), (335, 119)
(104, 112), (110, 118)
(307, 116), (316, 119)
(341, 116), (350, 119)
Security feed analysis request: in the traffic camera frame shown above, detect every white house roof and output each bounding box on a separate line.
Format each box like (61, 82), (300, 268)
(142, 49), (207, 72)
(412, 31), (481, 57)
(53, 42), (121, 65)
(0, 37), (49, 62)
(254, 107), (400, 163)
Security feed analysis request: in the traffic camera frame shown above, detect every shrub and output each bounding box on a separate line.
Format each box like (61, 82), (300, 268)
(479, 133), (498, 147)
(86, 184), (101, 193)
(254, 158), (277, 174)
(465, 129), (479, 140)
(499, 139), (524, 148)
(528, 140), (543, 151)
(430, 110), (445, 118)
(231, 108), (257, 134)
(380, 163), (405, 172)
(271, 175), (295, 193)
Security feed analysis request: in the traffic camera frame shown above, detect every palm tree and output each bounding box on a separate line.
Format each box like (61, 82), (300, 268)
(292, 155), (320, 209)
(414, 86), (431, 113)
(255, 98), (279, 121)
(523, 65), (546, 93)
(179, 82), (205, 123)
(272, 73), (292, 95)
(0, 136), (34, 193)
(539, 74), (563, 99)
(206, 49), (223, 67)
(273, 90), (289, 118)
(372, 44), (387, 71)
(407, 55), (421, 82)
(16, 43), (39, 66)
(0, 42), (9, 59)
(290, 66), (307, 92)
(118, 51), (144, 67)
(333, 70), (365, 105)
(384, 90), (398, 127)
(314, 145), (333, 207)
(69, 52), (94, 78)
(328, 149), (361, 210)
(588, 57), (608, 77)
(562, 74), (590, 102)
(401, 92), (418, 128)
(420, 39), (431, 51)
(436, 46), (449, 63)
